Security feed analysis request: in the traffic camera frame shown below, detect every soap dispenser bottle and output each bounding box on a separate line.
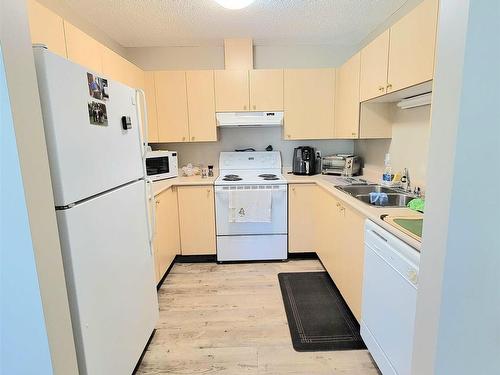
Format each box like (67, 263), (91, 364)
(383, 153), (393, 183)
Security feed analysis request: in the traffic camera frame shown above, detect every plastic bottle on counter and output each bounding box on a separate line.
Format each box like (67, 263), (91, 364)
(382, 153), (393, 183)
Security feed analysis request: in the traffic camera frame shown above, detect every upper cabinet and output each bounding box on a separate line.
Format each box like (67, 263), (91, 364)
(284, 69), (335, 140)
(387, 0), (439, 93)
(359, 0), (438, 101)
(359, 30), (390, 102)
(186, 70), (217, 142)
(102, 47), (144, 89)
(335, 53), (361, 139)
(64, 21), (103, 74)
(144, 72), (159, 143)
(249, 69), (284, 111)
(214, 70), (249, 111)
(26, 0), (67, 58)
(155, 71), (190, 143)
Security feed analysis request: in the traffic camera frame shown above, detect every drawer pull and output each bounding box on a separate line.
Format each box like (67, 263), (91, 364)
(371, 230), (388, 242)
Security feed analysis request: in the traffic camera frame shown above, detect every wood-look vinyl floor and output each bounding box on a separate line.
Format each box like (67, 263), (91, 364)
(136, 259), (380, 375)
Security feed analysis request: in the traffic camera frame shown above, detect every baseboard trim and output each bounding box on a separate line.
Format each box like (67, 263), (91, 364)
(132, 328), (156, 374)
(288, 252), (318, 260)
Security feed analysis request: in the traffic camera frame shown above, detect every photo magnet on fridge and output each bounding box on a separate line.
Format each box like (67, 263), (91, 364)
(88, 101), (108, 126)
(87, 72), (109, 100)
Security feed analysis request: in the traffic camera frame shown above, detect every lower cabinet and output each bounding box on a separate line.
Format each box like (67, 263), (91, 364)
(288, 184), (317, 253)
(153, 186), (180, 283)
(177, 185), (216, 255)
(314, 187), (365, 321)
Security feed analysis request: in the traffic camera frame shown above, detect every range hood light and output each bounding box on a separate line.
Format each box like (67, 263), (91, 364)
(396, 92), (432, 109)
(214, 0), (256, 9)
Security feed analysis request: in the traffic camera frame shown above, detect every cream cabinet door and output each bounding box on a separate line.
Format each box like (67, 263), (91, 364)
(186, 70), (217, 142)
(155, 71), (189, 142)
(314, 188), (340, 270)
(284, 69), (335, 140)
(143, 72), (159, 143)
(335, 202), (365, 321)
(387, 0), (438, 93)
(249, 69), (284, 111)
(359, 30), (390, 101)
(335, 53), (361, 139)
(214, 70), (249, 111)
(154, 187), (181, 282)
(27, 0), (67, 58)
(177, 186), (216, 255)
(64, 21), (103, 73)
(289, 184), (316, 253)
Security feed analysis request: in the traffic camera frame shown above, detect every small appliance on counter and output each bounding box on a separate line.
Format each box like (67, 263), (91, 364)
(145, 150), (178, 181)
(321, 154), (361, 176)
(292, 146), (317, 175)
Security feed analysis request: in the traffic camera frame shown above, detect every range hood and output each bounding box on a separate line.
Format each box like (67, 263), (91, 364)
(216, 111), (284, 127)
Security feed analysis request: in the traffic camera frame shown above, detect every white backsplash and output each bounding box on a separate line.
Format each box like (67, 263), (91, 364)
(151, 127), (354, 169)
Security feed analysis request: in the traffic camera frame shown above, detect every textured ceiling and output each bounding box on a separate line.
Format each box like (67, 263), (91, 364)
(60, 0), (409, 47)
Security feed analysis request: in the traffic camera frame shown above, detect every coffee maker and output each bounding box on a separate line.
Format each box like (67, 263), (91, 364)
(292, 146), (316, 175)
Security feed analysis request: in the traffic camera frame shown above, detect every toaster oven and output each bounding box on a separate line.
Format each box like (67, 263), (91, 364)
(321, 154), (361, 176)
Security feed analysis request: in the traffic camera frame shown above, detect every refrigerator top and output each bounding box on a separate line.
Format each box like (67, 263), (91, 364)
(33, 47), (145, 206)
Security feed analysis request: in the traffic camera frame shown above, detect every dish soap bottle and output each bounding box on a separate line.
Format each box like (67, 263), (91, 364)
(382, 153), (393, 184)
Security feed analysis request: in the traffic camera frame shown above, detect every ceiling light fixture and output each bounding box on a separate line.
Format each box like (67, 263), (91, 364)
(214, 0), (256, 10)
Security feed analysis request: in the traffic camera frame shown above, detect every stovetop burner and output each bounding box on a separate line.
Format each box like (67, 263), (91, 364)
(223, 174), (242, 181)
(258, 174), (277, 178)
(262, 177), (280, 180)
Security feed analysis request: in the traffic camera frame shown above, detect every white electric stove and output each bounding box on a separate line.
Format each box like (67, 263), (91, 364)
(215, 152), (288, 262)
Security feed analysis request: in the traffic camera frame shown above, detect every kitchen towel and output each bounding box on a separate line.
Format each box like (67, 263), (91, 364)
(229, 189), (272, 223)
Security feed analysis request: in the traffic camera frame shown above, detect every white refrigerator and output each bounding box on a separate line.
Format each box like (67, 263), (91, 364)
(33, 46), (158, 375)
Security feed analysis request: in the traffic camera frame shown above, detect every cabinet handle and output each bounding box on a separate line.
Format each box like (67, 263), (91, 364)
(287, 134), (291, 139)
(243, 105), (247, 110)
(182, 136), (186, 141)
(253, 105), (256, 110)
(386, 83), (392, 90)
(191, 136), (195, 141)
(351, 132), (357, 137)
(292, 187), (295, 192)
(378, 86), (385, 91)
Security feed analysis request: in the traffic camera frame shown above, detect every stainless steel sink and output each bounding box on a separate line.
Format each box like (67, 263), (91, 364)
(335, 185), (416, 207)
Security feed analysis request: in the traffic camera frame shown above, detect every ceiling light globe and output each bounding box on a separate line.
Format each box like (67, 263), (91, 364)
(214, 0), (256, 10)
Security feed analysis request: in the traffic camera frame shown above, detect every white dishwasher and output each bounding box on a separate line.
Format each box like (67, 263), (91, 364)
(361, 220), (420, 375)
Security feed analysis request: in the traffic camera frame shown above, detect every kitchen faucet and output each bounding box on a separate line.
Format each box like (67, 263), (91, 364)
(402, 168), (411, 192)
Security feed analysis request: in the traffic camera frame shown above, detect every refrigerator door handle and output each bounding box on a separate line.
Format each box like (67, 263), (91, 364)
(135, 88), (150, 163)
(145, 179), (156, 254)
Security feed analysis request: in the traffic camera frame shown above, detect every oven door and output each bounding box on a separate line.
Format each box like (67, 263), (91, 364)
(215, 184), (287, 235)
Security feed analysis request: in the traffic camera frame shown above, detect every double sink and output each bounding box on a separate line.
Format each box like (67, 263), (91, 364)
(335, 184), (415, 208)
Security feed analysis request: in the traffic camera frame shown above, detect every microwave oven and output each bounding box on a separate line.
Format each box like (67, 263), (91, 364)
(145, 150), (178, 181)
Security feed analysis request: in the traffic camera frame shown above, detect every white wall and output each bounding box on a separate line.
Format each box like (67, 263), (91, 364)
(125, 44), (357, 71)
(153, 127), (354, 170)
(355, 104), (431, 187)
(412, 0), (500, 374)
(0, 0), (79, 373)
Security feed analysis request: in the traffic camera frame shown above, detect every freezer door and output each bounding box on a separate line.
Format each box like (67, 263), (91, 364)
(56, 180), (158, 375)
(33, 47), (144, 206)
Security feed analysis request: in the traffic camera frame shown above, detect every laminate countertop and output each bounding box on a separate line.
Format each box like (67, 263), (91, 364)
(284, 173), (423, 251)
(151, 175), (218, 196)
(152, 173), (423, 251)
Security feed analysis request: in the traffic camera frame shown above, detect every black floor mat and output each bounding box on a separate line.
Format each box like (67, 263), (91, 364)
(278, 272), (366, 352)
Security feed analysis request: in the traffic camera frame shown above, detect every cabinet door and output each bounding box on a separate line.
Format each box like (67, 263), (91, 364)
(359, 30), (390, 101)
(335, 53), (361, 139)
(155, 71), (189, 142)
(143, 72), (159, 143)
(336, 203), (365, 322)
(186, 70), (217, 142)
(284, 69), (335, 140)
(154, 187), (180, 281)
(214, 70), (249, 112)
(27, 0), (67, 58)
(387, 0), (438, 93)
(289, 184), (316, 253)
(314, 188), (340, 272)
(177, 186), (216, 255)
(64, 21), (103, 73)
(249, 69), (284, 111)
